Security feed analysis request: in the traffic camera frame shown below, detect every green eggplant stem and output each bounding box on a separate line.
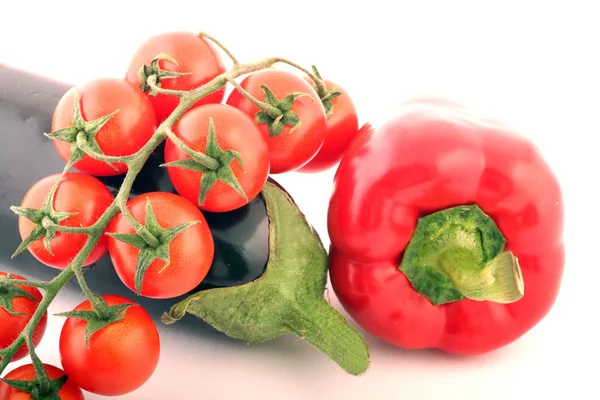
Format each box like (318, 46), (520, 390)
(163, 181), (370, 375)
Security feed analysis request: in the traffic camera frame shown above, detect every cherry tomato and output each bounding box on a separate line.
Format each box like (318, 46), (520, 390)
(164, 103), (270, 212)
(0, 272), (47, 363)
(298, 79), (359, 172)
(52, 78), (157, 176)
(17, 173), (114, 270)
(108, 192), (215, 299)
(125, 31), (226, 123)
(226, 69), (327, 173)
(0, 363), (84, 400)
(59, 295), (160, 396)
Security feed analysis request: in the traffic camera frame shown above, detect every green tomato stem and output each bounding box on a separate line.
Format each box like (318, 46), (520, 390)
(116, 197), (161, 248)
(71, 252), (111, 318)
(146, 75), (188, 97)
(226, 77), (282, 118)
(24, 334), (52, 391)
(42, 220), (92, 235)
(163, 127), (221, 171)
(0, 267), (74, 374)
(273, 57), (327, 98)
(79, 143), (135, 164)
(1, 278), (51, 290)
(198, 31), (240, 65)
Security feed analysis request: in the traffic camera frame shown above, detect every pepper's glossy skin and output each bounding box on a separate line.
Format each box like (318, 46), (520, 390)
(328, 98), (564, 354)
(0, 64), (268, 290)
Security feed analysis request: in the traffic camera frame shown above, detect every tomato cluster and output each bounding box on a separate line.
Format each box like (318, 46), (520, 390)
(1, 30), (360, 398)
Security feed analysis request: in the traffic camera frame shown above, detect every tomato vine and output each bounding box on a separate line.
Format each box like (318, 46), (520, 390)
(0, 32), (360, 397)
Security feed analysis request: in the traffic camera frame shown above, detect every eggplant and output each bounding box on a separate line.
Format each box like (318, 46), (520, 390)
(0, 63), (268, 290)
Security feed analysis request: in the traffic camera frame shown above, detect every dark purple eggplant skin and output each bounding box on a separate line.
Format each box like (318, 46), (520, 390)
(0, 64), (268, 296)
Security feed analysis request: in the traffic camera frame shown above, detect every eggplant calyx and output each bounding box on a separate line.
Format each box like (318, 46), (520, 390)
(162, 180), (370, 375)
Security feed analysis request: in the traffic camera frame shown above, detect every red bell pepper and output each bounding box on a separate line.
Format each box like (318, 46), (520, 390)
(327, 97), (564, 355)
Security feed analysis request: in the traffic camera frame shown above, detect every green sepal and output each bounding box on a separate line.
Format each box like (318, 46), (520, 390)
(163, 180), (370, 375)
(1, 374), (67, 400)
(44, 126), (78, 142)
(133, 247), (165, 292)
(163, 118), (247, 207)
(0, 275), (40, 316)
(255, 85), (308, 137)
(107, 198), (198, 294)
(64, 142), (85, 172)
(55, 301), (134, 347)
(198, 170), (218, 206)
(42, 232), (55, 256)
(10, 225), (46, 259)
(161, 158), (208, 172)
(310, 65), (341, 119)
(9, 181), (75, 259)
(44, 89), (119, 171)
(137, 53), (191, 96)
(106, 232), (149, 249)
(254, 112), (273, 125)
(10, 207), (45, 223)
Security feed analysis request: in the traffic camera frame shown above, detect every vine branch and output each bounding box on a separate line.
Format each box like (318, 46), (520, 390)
(0, 36), (327, 381)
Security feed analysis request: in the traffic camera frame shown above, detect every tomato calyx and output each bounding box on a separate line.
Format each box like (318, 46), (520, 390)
(56, 300), (135, 347)
(398, 205), (524, 306)
(254, 85), (308, 137)
(45, 89), (119, 173)
(137, 53), (191, 96)
(0, 275), (40, 316)
(309, 66), (341, 119)
(163, 118), (248, 206)
(108, 198), (200, 294)
(10, 180), (75, 259)
(1, 373), (67, 400)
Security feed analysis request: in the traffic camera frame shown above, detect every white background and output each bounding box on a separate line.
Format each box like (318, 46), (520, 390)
(1, 0), (599, 399)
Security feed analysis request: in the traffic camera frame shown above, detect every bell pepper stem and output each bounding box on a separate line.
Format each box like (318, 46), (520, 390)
(440, 250), (524, 303)
(398, 205), (525, 306)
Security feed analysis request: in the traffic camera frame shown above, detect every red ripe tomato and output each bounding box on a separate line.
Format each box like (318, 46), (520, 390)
(125, 31), (227, 123)
(164, 103), (270, 212)
(0, 272), (47, 363)
(108, 192), (215, 299)
(298, 79), (359, 173)
(17, 173), (114, 270)
(59, 295), (160, 396)
(0, 363), (84, 400)
(52, 78), (157, 176)
(226, 69), (327, 173)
